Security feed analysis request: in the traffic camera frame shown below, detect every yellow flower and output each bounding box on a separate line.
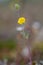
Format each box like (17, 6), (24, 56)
(18, 17), (26, 25)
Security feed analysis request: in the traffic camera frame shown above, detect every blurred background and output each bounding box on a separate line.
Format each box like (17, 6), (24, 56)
(0, 0), (43, 65)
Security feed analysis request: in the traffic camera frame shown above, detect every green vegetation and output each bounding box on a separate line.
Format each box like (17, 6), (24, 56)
(0, 39), (17, 50)
(32, 42), (43, 52)
(36, 42), (43, 52)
